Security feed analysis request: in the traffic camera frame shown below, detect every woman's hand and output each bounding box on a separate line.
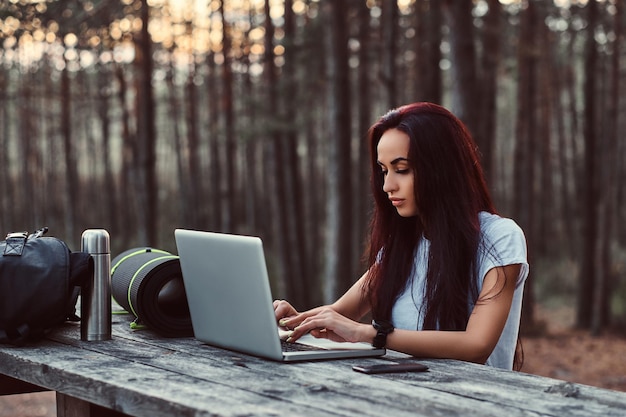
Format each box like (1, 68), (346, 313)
(283, 307), (373, 344)
(273, 299), (299, 325)
(273, 300), (323, 331)
(273, 275), (374, 345)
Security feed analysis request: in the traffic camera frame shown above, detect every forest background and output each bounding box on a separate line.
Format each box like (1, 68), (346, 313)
(1, 0), (625, 339)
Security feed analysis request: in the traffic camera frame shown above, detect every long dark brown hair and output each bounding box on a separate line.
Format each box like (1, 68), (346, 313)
(363, 101), (502, 333)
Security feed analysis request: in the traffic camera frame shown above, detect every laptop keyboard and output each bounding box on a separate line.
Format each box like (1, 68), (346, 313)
(281, 340), (328, 352)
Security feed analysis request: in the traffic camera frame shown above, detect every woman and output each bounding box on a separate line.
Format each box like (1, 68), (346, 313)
(274, 102), (528, 370)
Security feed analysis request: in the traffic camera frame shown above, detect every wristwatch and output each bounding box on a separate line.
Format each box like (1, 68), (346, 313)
(372, 319), (394, 348)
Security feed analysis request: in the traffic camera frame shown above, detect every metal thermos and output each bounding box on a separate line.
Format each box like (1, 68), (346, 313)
(81, 229), (112, 341)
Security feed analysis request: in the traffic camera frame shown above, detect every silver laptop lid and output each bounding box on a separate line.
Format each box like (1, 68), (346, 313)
(175, 229), (284, 360)
(175, 229), (386, 362)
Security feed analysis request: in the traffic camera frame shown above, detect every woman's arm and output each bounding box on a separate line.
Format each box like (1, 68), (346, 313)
(274, 270), (371, 327)
(289, 264), (521, 364)
(329, 270), (371, 320)
(383, 264), (521, 363)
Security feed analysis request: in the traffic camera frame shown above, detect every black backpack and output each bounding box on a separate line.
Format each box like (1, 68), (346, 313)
(0, 227), (93, 344)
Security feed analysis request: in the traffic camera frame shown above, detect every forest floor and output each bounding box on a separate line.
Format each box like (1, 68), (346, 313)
(519, 304), (626, 392)
(1, 305), (625, 416)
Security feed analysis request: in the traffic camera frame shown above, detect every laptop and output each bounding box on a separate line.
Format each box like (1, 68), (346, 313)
(174, 229), (386, 362)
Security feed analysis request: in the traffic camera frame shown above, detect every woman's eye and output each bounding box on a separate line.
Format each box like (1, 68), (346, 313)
(396, 168), (410, 174)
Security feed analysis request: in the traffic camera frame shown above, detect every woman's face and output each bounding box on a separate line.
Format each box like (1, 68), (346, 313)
(376, 128), (418, 217)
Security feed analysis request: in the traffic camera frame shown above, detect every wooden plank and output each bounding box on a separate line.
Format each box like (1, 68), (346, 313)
(0, 339), (355, 416)
(410, 357), (626, 416)
(102, 321), (626, 417)
(119, 310), (626, 412)
(42, 325), (556, 416)
(0, 373), (48, 395)
(0, 324), (529, 417)
(1, 311), (625, 417)
(57, 393), (132, 417)
(57, 393), (90, 417)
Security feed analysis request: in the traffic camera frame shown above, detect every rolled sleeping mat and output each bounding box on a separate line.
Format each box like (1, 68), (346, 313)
(110, 247), (193, 337)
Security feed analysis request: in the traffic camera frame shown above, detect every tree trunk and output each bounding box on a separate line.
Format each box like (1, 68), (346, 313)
(240, 40), (260, 236)
(61, 63), (77, 242)
(115, 64), (137, 248)
(323, 0), (353, 303)
(614, 1), (626, 248)
(135, 0), (158, 246)
(206, 49), (223, 232)
(593, 0), (622, 335)
(577, 0), (599, 330)
(380, 0), (398, 109)
(300, 20), (327, 302)
(42, 60), (64, 233)
(536, 4), (555, 258)
(551, 29), (577, 257)
(220, 0), (237, 232)
(0, 68), (9, 228)
(414, 0), (443, 105)
(166, 54), (190, 227)
(264, 0), (290, 303)
(356, 0), (372, 274)
(477, 0), (501, 185)
(282, 0), (313, 307)
(514, 0), (538, 332)
(443, 0), (479, 138)
(185, 61), (203, 229)
(97, 64), (118, 238)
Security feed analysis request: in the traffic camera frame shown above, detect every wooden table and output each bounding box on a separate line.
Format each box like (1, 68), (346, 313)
(1, 309), (625, 417)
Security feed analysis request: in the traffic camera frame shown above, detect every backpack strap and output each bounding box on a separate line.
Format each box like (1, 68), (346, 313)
(0, 324), (32, 346)
(66, 252), (94, 321)
(15, 324), (31, 341)
(66, 286), (81, 322)
(3, 232), (28, 256)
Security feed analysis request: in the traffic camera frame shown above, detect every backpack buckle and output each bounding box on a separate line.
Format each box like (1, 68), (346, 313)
(4, 232), (28, 256)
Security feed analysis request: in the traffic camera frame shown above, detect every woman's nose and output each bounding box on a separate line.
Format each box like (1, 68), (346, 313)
(382, 174), (396, 193)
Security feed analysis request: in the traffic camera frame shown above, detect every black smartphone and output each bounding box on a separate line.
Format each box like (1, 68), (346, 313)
(352, 362), (428, 374)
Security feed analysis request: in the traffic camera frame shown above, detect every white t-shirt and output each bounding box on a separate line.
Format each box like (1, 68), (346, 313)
(390, 211), (529, 370)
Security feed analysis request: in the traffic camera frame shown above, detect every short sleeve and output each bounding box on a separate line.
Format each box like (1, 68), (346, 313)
(478, 214), (529, 288)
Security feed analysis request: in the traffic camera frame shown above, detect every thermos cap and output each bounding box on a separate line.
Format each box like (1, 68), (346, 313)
(81, 229), (110, 254)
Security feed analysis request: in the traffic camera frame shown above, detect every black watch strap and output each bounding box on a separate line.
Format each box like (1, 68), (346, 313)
(372, 319), (394, 348)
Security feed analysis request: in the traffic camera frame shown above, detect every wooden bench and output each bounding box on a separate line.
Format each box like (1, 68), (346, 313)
(1, 309), (625, 416)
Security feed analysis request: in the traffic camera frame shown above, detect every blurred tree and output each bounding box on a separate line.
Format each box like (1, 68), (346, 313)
(355, 0), (373, 276)
(135, 0), (158, 245)
(413, 0), (443, 105)
(578, 0), (599, 330)
(205, 18), (223, 233)
(264, 0), (291, 305)
(220, 0), (237, 232)
(323, 0), (352, 302)
(166, 49), (191, 226)
(380, 0), (398, 109)
(514, 0), (539, 331)
(96, 60), (119, 238)
(281, 0), (313, 307)
(184, 38), (204, 230)
(476, 0), (502, 185)
(443, 0), (479, 139)
(1, 0), (625, 331)
(61, 54), (79, 242)
(593, 0), (622, 335)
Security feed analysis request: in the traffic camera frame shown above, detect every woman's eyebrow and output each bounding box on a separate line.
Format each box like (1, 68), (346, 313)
(377, 157), (408, 166)
(390, 157), (409, 165)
